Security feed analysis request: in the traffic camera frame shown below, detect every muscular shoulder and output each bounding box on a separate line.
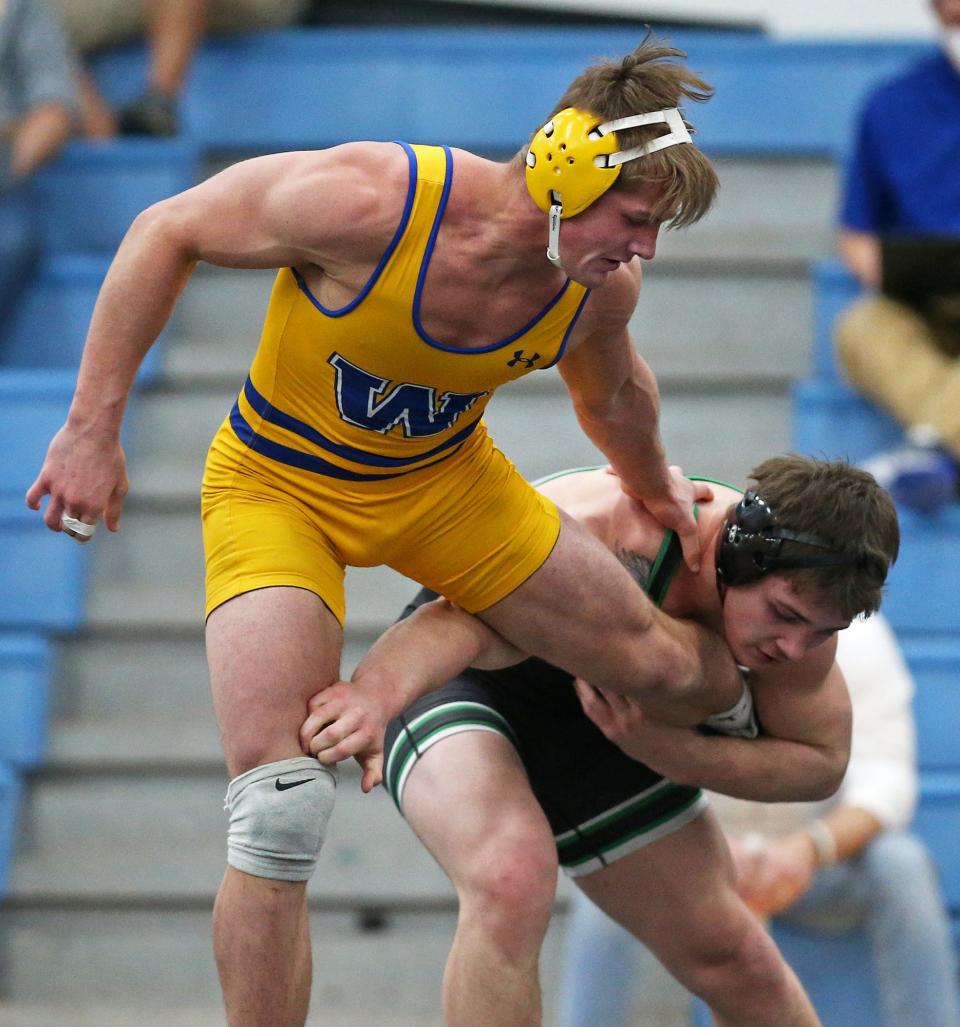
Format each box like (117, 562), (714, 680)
(263, 141), (413, 266)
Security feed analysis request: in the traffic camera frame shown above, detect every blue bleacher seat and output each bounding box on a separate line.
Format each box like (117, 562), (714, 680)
(0, 371), (94, 631)
(791, 378), (902, 464)
(811, 260), (862, 381)
(0, 495), (90, 631)
(0, 761), (23, 895)
(884, 507), (960, 635)
(0, 369), (77, 489)
(1, 256), (166, 384)
(903, 638), (960, 772)
(88, 31), (930, 157)
(2, 255), (110, 373)
(0, 633), (54, 768)
(34, 138), (199, 254)
(913, 775), (960, 912)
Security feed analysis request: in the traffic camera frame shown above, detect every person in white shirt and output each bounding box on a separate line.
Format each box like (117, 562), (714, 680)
(558, 613), (960, 1027)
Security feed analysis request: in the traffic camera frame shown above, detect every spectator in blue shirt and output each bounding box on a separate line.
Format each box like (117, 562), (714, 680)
(835, 0), (960, 514)
(0, 0), (79, 320)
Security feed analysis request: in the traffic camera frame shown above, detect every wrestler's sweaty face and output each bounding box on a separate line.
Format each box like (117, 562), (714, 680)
(721, 575), (849, 670)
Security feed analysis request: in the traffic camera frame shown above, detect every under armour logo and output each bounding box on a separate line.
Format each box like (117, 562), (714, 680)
(507, 350), (541, 369)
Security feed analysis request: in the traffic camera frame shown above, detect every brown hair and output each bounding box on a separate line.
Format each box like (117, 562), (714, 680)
(746, 454), (900, 620)
(518, 35), (720, 228)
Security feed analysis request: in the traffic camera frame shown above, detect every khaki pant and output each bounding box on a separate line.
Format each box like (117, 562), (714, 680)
(835, 294), (960, 460)
(50, 0), (308, 53)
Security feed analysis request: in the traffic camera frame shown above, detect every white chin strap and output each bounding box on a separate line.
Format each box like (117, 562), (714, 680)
(545, 107), (692, 269)
(546, 201), (563, 267)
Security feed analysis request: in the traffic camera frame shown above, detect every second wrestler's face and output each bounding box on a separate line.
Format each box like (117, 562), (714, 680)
(721, 574), (849, 671)
(557, 187), (663, 286)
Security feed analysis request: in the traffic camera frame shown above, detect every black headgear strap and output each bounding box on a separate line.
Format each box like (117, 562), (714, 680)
(715, 490), (861, 593)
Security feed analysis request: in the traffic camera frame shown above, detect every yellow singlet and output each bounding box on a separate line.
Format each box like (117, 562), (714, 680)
(202, 142), (591, 624)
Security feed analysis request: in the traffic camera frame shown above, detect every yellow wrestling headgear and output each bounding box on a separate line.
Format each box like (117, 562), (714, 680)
(524, 106), (692, 266)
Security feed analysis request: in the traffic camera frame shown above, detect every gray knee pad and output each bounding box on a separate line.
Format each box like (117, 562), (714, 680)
(224, 756), (337, 882)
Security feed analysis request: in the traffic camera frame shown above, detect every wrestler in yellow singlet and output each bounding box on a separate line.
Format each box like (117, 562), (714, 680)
(202, 143), (591, 624)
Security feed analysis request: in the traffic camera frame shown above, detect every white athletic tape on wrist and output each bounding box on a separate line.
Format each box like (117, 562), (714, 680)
(224, 756), (338, 882)
(701, 676), (759, 739)
(60, 514), (97, 539)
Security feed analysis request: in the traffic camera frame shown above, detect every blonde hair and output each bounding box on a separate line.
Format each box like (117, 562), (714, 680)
(518, 36), (720, 228)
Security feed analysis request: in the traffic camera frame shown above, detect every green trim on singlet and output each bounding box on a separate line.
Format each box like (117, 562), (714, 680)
(645, 530), (683, 607)
(531, 464), (605, 488)
(689, 474), (741, 494)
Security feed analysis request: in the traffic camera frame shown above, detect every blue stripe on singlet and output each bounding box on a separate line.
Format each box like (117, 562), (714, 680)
(240, 376), (481, 468)
(290, 141), (420, 317)
(411, 146), (576, 355)
(229, 400), (468, 481)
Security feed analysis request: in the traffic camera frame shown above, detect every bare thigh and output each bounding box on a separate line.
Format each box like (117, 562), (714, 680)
(206, 586), (342, 776)
(575, 808), (751, 977)
(402, 730), (558, 895)
(478, 511), (670, 694)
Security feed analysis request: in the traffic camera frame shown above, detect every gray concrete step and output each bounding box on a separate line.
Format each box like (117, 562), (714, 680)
(634, 263), (811, 383)
(86, 555), (421, 637)
(11, 769), (453, 904)
(160, 155), (833, 388)
(195, 152), (834, 264)
(93, 384), (791, 636)
(0, 905), (689, 1023)
(658, 156), (835, 264)
(134, 364), (794, 478)
(53, 631), (373, 724)
(0, 906), (453, 1012)
(128, 383), (788, 505)
(160, 263), (812, 389)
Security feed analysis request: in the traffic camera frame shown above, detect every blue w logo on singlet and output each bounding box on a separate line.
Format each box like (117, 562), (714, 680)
(329, 353), (488, 438)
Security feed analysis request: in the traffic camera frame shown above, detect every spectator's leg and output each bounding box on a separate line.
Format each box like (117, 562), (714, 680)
(74, 67), (118, 138)
(556, 889), (637, 1027)
(206, 0), (309, 34)
(116, 0), (206, 135)
(859, 832), (960, 1027)
(919, 352), (960, 462)
(836, 295), (954, 438)
(143, 0), (206, 98)
(47, 0), (143, 53)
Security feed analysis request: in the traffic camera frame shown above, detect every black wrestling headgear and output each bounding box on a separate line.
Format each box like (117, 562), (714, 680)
(715, 490), (860, 590)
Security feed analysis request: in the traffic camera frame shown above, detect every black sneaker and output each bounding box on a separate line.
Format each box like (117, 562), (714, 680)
(118, 92), (179, 137)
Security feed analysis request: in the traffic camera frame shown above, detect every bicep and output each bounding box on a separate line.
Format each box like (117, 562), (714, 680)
(135, 143), (401, 271)
(753, 659), (852, 757)
(558, 324), (635, 406)
(558, 266), (645, 407)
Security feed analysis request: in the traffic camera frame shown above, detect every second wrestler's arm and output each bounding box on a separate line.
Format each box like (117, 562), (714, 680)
(578, 653), (852, 803)
(300, 599), (524, 789)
